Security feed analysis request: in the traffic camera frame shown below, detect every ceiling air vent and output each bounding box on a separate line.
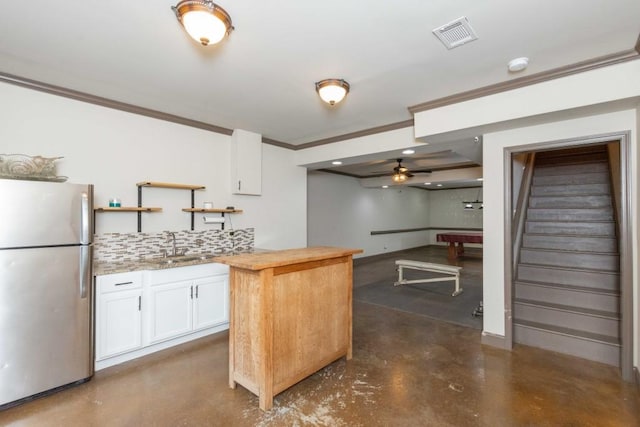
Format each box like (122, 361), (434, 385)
(432, 16), (478, 50)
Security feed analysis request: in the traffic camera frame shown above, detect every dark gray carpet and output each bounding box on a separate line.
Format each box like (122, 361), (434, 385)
(353, 248), (483, 330)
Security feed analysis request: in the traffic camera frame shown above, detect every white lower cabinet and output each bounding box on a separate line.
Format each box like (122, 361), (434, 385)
(146, 264), (230, 344)
(193, 274), (229, 330)
(95, 263), (229, 370)
(95, 271), (144, 361)
(148, 279), (194, 344)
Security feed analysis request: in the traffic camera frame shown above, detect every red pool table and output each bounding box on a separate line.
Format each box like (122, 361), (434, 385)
(436, 232), (483, 260)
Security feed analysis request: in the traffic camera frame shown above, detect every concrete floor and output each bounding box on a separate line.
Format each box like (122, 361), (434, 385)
(1, 247), (638, 426)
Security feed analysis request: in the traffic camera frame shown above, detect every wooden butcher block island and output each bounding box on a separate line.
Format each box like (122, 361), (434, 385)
(215, 246), (363, 410)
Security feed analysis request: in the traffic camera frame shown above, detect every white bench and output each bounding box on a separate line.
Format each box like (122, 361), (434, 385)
(394, 260), (463, 296)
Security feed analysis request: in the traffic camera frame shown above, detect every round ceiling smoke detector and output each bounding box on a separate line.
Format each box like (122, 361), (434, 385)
(508, 57), (529, 72)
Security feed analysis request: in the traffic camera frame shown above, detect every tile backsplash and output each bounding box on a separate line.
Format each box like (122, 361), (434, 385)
(94, 228), (254, 263)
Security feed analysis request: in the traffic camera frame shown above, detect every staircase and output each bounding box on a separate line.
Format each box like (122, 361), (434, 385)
(513, 145), (621, 366)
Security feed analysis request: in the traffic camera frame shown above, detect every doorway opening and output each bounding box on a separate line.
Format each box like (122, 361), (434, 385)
(504, 133), (633, 381)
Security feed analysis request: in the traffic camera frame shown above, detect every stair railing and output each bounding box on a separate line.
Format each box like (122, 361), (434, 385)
(605, 143), (622, 239)
(512, 153), (536, 273)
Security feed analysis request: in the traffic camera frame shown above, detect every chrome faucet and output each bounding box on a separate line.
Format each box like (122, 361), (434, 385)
(166, 232), (177, 257)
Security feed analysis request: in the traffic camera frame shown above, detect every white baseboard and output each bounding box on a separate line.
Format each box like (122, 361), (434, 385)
(481, 330), (509, 350)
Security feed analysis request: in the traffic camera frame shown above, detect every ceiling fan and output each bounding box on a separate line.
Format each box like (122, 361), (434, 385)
(391, 159), (431, 183)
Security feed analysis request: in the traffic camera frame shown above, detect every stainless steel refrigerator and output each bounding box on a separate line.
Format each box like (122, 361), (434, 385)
(0, 179), (94, 409)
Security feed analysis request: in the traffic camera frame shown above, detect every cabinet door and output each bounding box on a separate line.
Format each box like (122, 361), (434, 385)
(96, 289), (142, 360)
(147, 280), (193, 344)
(231, 129), (262, 195)
(193, 275), (229, 330)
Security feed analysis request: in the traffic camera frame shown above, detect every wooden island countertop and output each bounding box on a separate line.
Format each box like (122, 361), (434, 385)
(214, 246), (363, 270)
(216, 246), (363, 411)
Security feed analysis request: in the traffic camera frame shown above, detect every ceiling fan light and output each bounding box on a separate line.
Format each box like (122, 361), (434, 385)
(392, 173), (407, 183)
(315, 79), (350, 105)
(173, 1), (233, 46)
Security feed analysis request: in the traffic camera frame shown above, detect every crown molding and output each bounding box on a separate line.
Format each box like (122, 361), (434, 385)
(408, 47), (640, 115)
(294, 119), (415, 150)
(4, 35), (638, 152)
(0, 71), (236, 136)
(260, 137), (296, 150)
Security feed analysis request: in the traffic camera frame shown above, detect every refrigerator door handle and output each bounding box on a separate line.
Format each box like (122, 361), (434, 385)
(80, 191), (91, 244)
(80, 245), (92, 299)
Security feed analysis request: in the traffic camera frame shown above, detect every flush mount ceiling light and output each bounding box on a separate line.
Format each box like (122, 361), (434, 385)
(315, 79), (350, 105)
(172, 0), (233, 46)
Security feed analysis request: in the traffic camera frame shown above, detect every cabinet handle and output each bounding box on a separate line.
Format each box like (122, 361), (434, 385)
(115, 281), (134, 286)
(196, 285), (199, 298)
(190, 285), (193, 300)
(238, 180), (241, 191)
(138, 295), (141, 311)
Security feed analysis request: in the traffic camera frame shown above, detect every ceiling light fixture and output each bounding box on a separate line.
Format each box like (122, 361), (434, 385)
(392, 173), (408, 183)
(331, 161), (343, 165)
(402, 149), (415, 155)
(462, 188), (483, 210)
(172, 0), (233, 46)
(315, 79), (350, 105)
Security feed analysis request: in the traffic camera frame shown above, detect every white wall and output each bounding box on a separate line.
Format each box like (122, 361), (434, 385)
(427, 188), (483, 245)
(0, 82), (307, 250)
(307, 171), (485, 256)
(413, 60), (640, 139)
(483, 109), (638, 364)
(307, 171), (430, 257)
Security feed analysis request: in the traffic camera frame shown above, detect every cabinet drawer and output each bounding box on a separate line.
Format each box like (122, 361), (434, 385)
(96, 271), (143, 293)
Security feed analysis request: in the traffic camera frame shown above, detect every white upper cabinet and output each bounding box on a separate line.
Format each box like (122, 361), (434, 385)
(230, 129), (262, 196)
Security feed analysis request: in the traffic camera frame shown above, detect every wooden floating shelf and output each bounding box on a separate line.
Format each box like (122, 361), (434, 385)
(181, 208), (243, 214)
(136, 181), (205, 190)
(95, 207), (162, 212)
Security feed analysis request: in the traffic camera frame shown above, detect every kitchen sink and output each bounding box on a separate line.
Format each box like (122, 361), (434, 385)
(145, 254), (215, 265)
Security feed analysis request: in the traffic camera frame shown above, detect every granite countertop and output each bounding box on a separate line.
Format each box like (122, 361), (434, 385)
(94, 248), (269, 276)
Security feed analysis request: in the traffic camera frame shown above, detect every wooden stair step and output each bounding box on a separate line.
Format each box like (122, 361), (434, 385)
(519, 247), (619, 271)
(514, 299), (619, 337)
(513, 319), (620, 345)
(534, 162), (608, 176)
(514, 298), (619, 320)
(517, 263), (619, 290)
(526, 207), (613, 221)
(533, 172), (609, 186)
(522, 233), (617, 252)
(528, 194), (612, 208)
(515, 280), (620, 312)
(530, 183), (611, 196)
(513, 321), (621, 366)
(524, 220), (615, 236)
